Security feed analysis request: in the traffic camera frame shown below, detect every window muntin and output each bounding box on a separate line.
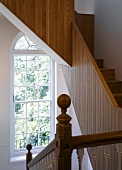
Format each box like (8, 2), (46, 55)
(15, 35), (41, 50)
(12, 35), (54, 151)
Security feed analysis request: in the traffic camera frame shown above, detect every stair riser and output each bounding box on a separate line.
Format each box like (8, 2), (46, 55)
(101, 70), (115, 81)
(107, 83), (122, 93)
(115, 97), (122, 107)
(95, 60), (103, 68)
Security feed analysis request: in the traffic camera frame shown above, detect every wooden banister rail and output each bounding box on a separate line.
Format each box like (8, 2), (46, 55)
(27, 139), (55, 168)
(73, 131), (122, 149)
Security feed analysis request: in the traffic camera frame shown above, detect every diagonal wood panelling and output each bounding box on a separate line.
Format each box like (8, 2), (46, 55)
(60, 22), (122, 170)
(0, 0), (74, 65)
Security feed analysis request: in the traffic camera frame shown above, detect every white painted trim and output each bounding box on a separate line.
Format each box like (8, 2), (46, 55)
(0, 2), (70, 66)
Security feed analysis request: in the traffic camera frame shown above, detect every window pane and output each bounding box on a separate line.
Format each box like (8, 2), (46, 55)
(14, 87), (26, 101)
(38, 56), (49, 70)
(27, 86), (38, 100)
(39, 86), (49, 99)
(15, 119), (26, 134)
(39, 117), (50, 131)
(25, 36), (41, 50)
(14, 71), (26, 86)
(14, 56), (26, 71)
(15, 103), (26, 118)
(38, 71), (49, 85)
(27, 71), (38, 85)
(27, 118), (38, 133)
(15, 36), (29, 49)
(27, 102), (38, 117)
(39, 131), (50, 146)
(39, 102), (50, 116)
(27, 56), (38, 70)
(15, 134), (26, 149)
(27, 133), (39, 147)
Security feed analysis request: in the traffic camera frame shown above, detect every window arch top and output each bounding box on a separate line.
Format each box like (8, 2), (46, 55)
(14, 35), (41, 50)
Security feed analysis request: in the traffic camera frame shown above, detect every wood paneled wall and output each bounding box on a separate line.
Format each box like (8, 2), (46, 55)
(75, 12), (94, 56)
(60, 22), (122, 170)
(0, 0), (74, 65)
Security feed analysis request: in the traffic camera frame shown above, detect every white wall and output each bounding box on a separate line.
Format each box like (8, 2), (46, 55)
(75, 0), (122, 80)
(0, 15), (26, 170)
(75, 0), (95, 14)
(94, 0), (122, 80)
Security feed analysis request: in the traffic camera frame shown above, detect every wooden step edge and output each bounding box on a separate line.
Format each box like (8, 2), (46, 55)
(113, 93), (122, 97)
(95, 59), (103, 61)
(106, 80), (122, 84)
(100, 68), (115, 71)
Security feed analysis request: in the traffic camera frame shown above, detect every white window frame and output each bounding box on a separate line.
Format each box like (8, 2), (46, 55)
(10, 32), (55, 158)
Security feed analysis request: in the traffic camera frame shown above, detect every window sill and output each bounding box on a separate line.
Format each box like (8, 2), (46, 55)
(10, 146), (45, 163)
(10, 153), (37, 162)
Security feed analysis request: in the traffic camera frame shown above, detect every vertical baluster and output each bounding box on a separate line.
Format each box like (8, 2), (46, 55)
(48, 153), (51, 170)
(44, 157), (47, 170)
(104, 145), (111, 170)
(116, 143), (122, 170)
(50, 152), (53, 170)
(77, 148), (84, 170)
(52, 150), (56, 170)
(42, 158), (44, 170)
(90, 147), (98, 170)
(45, 155), (48, 169)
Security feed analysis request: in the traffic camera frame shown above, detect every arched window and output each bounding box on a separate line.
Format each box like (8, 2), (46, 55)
(10, 33), (55, 157)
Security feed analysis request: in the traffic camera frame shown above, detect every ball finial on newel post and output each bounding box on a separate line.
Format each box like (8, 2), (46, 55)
(57, 94), (71, 113)
(57, 94), (71, 124)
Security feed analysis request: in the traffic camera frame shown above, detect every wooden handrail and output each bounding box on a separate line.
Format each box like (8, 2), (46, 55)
(27, 139), (55, 168)
(73, 131), (122, 149)
(72, 21), (119, 108)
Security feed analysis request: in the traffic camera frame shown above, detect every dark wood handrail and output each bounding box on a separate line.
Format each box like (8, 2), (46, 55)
(28, 139), (55, 168)
(73, 131), (122, 149)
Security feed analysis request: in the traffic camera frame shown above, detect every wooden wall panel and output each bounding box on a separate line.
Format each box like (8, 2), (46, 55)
(60, 23), (122, 169)
(0, 0), (74, 65)
(75, 12), (94, 56)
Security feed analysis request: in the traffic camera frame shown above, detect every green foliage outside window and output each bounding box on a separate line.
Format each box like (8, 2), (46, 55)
(14, 54), (51, 149)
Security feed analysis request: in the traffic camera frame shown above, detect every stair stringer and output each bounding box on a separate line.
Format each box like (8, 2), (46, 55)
(59, 22), (122, 170)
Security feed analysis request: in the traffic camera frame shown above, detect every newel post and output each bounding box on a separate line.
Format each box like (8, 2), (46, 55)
(26, 144), (32, 170)
(55, 94), (73, 170)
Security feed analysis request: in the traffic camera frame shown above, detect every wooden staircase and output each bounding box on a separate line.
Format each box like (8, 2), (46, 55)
(96, 59), (122, 107)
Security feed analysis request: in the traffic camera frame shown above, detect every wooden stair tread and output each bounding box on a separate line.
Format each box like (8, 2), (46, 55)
(100, 68), (115, 71)
(95, 59), (103, 61)
(106, 80), (122, 83)
(113, 93), (122, 97)
(95, 59), (103, 68)
(95, 58), (122, 107)
(100, 68), (115, 81)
